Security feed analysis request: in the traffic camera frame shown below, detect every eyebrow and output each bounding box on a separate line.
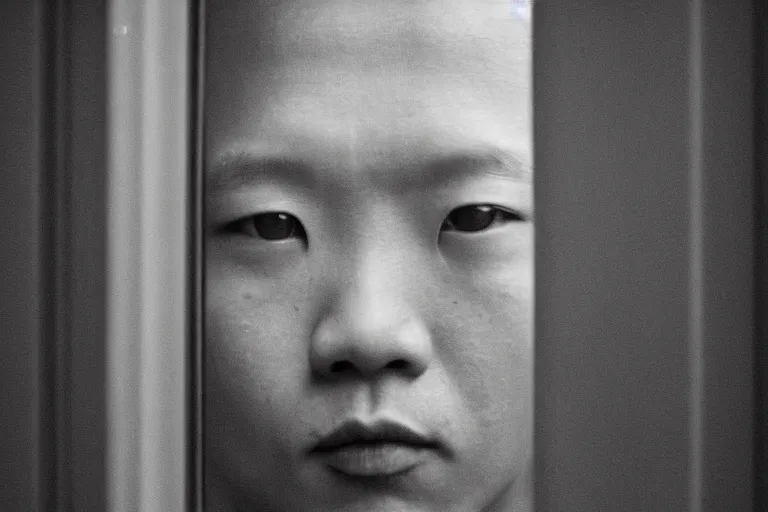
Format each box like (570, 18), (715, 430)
(206, 152), (319, 194)
(420, 150), (531, 186)
(206, 147), (531, 195)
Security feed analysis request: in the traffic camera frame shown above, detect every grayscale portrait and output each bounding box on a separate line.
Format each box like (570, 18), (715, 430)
(203, 0), (532, 510)
(0, 0), (760, 510)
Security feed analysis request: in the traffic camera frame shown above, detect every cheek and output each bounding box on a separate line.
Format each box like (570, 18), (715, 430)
(446, 297), (531, 417)
(204, 261), (312, 430)
(434, 258), (533, 443)
(204, 264), (319, 492)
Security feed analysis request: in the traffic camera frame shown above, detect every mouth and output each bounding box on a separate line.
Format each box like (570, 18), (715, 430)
(310, 418), (442, 478)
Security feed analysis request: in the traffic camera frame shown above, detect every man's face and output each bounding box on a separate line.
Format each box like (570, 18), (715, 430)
(204, 1), (532, 511)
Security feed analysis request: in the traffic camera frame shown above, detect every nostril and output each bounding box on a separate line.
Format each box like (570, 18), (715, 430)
(329, 361), (354, 374)
(386, 359), (409, 371)
(327, 359), (410, 375)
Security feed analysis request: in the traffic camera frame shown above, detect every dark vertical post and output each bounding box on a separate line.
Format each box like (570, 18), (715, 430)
(68, 0), (108, 509)
(534, 1), (754, 510)
(754, 0), (768, 509)
(189, 0), (206, 510)
(0, 0), (50, 509)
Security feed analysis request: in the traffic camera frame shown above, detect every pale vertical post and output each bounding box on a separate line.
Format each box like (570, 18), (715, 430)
(106, 0), (190, 511)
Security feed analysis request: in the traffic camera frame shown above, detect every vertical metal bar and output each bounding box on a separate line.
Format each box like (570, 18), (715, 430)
(754, 0), (768, 509)
(106, 3), (143, 506)
(696, 1), (754, 509)
(687, 0), (705, 508)
(68, 0), (109, 508)
(41, 0), (67, 509)
(106, 0), (190, 510)
(189, 0), (206, 510)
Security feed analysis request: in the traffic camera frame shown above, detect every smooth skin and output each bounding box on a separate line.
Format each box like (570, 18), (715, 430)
(204, 1), (532, 510)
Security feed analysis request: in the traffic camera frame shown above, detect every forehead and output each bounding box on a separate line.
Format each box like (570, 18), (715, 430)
(207, 0), (530, 60)
(205, 0), (531, 174)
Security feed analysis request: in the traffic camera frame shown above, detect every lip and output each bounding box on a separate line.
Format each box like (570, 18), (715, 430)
(310, 419), (441, 477)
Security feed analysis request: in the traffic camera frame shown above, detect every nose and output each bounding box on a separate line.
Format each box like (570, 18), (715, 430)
(309, 258), (433, 381)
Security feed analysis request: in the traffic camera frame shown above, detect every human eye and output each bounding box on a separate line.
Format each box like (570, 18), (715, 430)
(441, 204), (526, 233)
(222, 211), (307, 242)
